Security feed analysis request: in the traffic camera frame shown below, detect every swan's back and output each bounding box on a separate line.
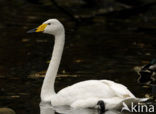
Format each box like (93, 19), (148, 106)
(58, 80), (115, 97)
(52, 80), (135, 106)
(100, 80), (135, 98)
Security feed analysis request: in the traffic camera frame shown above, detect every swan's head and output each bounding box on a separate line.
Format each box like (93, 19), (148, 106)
(27, 19), (64, 35)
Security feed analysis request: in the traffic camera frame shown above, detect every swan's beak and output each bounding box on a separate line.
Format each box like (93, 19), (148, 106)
(27, 24), (48, 33)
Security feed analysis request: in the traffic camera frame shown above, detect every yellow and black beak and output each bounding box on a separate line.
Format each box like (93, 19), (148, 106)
(27, 24), (48, 33)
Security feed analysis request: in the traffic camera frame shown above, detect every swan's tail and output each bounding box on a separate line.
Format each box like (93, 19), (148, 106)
(137, 98), (149, 102)
(115, 97), (149, 111)
(123, 97), (149, 103)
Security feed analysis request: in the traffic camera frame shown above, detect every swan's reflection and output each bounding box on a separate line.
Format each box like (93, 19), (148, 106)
(40, 103), (125, 114)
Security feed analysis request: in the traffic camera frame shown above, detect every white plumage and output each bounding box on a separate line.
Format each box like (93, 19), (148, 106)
(28, 19), (147, 110)
(51, 80), (135, 108)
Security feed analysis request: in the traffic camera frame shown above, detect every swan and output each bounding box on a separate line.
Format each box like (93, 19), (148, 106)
(27, 19), (148, 110)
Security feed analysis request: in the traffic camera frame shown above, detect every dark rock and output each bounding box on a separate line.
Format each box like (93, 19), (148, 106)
(0, 108), (16, 114)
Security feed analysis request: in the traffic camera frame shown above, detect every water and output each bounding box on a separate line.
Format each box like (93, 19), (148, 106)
(40, 105), (123, 114)
(0, 0), (156, 114)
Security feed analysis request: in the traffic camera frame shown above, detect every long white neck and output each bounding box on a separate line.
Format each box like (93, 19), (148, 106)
(41, 31), (65, 102)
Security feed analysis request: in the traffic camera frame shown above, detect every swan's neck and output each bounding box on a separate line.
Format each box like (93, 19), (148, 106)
(41, 32), (65, 102)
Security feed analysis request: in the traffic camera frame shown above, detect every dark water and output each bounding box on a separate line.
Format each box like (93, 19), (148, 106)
(0, 0), (156, 114)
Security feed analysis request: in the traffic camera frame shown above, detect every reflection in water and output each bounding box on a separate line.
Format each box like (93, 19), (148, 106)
(39, 102), (130, 114)
(40, 105), (123, 114)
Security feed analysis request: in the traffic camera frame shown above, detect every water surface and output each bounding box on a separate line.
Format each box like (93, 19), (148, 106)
(0, 0), (156, 114)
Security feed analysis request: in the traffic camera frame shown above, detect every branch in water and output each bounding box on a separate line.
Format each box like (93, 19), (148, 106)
(50, 0), (156, 24)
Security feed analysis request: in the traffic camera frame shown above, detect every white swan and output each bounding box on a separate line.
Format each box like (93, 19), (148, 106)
(28, 19), (148, 110)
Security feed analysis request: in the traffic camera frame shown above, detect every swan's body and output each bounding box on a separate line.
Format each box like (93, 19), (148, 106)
(28, 19), (147, 110)
(51, 80), (136, 109)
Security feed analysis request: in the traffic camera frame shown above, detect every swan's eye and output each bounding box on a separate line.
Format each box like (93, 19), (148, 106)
(48, 23), (51, 25)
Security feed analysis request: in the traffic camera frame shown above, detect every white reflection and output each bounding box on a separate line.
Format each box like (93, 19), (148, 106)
(40, 103), (124, 114)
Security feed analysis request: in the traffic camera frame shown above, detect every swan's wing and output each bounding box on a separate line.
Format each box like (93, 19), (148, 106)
(54, 80), (136, 107)
(57, 80), (135, 101)
(71, 98), (99, 109)
(57, 80), (115, 98)
(54, 80), (120, 106)
(71, 97), (122, 110)
(100, 80), (135, 98)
